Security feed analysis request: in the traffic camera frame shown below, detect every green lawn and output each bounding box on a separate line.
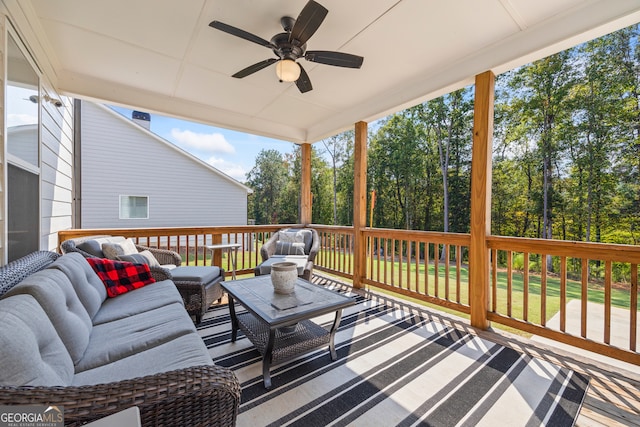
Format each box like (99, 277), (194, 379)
(318, 250), (638, 335)
(183, 247), (637, 336)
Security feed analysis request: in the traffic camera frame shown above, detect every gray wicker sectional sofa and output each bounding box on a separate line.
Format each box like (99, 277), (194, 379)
(0, 251), (240, 426)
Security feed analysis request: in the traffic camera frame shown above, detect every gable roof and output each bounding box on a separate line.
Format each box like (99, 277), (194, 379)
(90, 102), (253, 194)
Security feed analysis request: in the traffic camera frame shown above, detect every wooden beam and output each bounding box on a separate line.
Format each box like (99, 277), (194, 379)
(353, 121), (368, 289)
(469, 71), (495, 330)
(300, 143), (312, 225)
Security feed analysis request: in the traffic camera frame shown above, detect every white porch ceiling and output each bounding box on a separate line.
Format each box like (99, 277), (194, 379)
(21, 0), (640, 143)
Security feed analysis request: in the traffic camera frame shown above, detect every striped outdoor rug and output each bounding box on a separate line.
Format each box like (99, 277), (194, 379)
(199, 278), (589, 427)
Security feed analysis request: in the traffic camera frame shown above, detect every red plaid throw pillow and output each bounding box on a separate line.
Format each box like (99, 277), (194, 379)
(86, 257), (156, 297)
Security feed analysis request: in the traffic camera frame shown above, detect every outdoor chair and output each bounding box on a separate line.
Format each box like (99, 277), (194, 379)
(254, 228), (319, 281)
(60, 235), (224, 324)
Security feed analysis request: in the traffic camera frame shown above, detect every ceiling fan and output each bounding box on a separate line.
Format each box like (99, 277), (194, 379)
(209, 0), (364, 93)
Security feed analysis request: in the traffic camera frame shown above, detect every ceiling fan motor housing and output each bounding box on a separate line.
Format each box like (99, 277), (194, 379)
(271, 32), (306, 60)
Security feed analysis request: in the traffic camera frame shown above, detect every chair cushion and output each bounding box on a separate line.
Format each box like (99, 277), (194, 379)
(0, 294), (74, 386)
(117, 250), (160, 267)
(259, 255), (307, 276)
(279, 229), (313, 254)
(101, 238), (138, 260)
(87, 258), (156, 297)
(171, 266), (221, 283)
(275, 241), (306, 256)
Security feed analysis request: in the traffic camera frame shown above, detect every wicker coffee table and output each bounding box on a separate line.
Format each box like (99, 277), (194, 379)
(221, 275), (355, 388)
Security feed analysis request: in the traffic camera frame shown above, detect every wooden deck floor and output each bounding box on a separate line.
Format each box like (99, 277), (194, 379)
(309, 274), (640, 427)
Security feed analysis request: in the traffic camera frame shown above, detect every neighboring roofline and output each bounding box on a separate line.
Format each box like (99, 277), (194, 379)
(91, 102), (253, 194)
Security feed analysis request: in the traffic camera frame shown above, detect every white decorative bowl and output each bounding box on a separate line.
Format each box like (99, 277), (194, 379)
(270, 262), (298, 294)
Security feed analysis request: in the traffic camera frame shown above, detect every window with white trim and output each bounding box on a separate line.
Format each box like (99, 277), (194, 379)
(120, 195), (149, 219)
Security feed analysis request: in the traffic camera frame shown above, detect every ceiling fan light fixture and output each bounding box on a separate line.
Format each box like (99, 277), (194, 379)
(276, 59), (300, 82)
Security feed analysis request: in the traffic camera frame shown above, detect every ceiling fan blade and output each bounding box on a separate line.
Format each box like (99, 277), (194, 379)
(289, 0), (328, 46)
(209, 21), (272, 48)
(305, 51), (364, 68)
(295, 63), (313, 93)
(232, 58), (279, 78)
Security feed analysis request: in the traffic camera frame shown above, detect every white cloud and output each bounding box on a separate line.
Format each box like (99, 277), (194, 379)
(207, 156), (247, 182)
(7, 113), (37, 127)
(170, 128), (235, 154)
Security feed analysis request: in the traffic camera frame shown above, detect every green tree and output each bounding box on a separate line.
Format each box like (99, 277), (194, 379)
(246, 149), (289, 224)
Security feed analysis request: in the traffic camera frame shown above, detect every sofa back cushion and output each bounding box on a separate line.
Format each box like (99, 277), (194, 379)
(3, 268), (93, 365)
(48, 252), (107, 318)
(0, 294), (74, 386)
(76, 236), (126, 258)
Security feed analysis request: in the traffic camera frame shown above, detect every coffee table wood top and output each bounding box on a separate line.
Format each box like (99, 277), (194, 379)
(221, 275), (354, 328)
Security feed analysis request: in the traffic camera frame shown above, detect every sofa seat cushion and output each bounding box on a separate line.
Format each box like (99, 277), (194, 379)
(0, 294), (74, 387)
(47, 252), (107, 318)
(171, 266), (221, 283)
(75, 302), (197, 372)
(92, 279), (183, 325)
(2, 268), (92, 365)
(72, 333), (213, 386)
(258, 255), (307, 276)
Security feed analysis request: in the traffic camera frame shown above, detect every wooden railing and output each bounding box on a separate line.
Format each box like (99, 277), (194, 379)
(487, 236), (640, 365)
(58, 225), (299, 277)
(58, 225), (639, 365)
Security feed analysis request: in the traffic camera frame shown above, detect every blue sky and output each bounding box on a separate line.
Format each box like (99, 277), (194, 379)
(110, 106), (297, 183)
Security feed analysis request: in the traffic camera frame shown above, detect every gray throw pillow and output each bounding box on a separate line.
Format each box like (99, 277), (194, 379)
(76, 240), (104, 257)
(101, 238), (138, 260)
(275, 241), (306, 256)
(117, 250), (160, 267)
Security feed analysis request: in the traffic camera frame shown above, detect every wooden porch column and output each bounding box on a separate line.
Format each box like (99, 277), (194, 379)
(469, 71), (495, 330)
(353, 121), (368, 289)
(301, 143), (312, 225)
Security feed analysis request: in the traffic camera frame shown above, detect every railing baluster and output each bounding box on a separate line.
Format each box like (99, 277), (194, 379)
(581, 258), (588, 339)
(391, 239), (395, 287)
(631, 263), (638, 352)
(523, 252), (529, 322)
(434, 244), (439, 299)
(415, 241), (420, 294)
(604, 260), (612, 345)
(507, 250), (512, 317)
(560, 256), (567, 332)
(491, 248), (497, 312)
(406, 240), (411, 292)
(445, 243), (450, 301)
(456, 245), (461, 304)
(541, 254), (547, 326)
(425, 241), (430, 296)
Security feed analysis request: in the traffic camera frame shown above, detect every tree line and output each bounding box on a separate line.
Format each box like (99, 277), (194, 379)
(247, 24), (640, 250)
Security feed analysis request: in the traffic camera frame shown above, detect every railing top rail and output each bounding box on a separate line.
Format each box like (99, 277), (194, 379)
(488, 235), (640, 263)
(310, 224), (356, 232)
(363, 227), (471, 245)
(57, 224), (302, 247)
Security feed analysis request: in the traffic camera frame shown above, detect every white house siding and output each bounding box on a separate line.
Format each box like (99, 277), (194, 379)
(40, 85), (74, 251)
(80, 102), (249, 229)
(0, 6), (75, 261)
